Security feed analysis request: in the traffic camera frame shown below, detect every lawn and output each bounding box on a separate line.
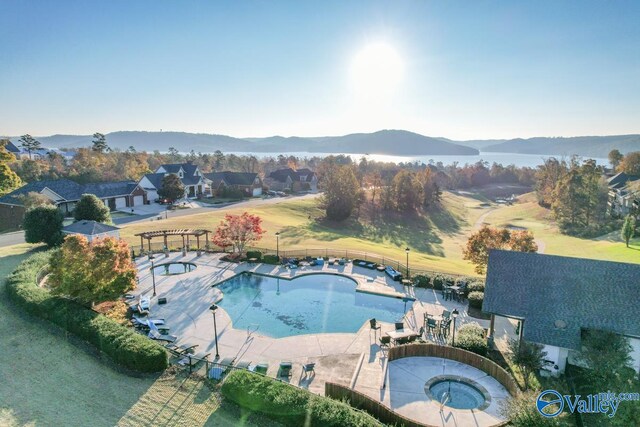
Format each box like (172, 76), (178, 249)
(121, 192), (489, 276)
(120, 190), (640, 276)
(0, 244), (279, 427)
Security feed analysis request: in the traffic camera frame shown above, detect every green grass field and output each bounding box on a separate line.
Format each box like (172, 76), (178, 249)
(0, 244), (278, 427)
(120, 190), (640, 276)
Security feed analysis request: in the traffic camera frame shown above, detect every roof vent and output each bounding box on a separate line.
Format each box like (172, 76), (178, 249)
(554, 320), (567, 330)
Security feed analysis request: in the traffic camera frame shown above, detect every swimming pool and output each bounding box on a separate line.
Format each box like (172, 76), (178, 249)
(215, 273), (411, 338)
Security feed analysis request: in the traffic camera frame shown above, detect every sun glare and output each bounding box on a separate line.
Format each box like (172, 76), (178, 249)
(350, 42), (404, 97)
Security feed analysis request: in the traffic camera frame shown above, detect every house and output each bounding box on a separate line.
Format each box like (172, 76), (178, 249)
(264, 168), (318, 192)
(203, 172), (263, 197)
(483, 250), (640, 375)
(138, 162), (207, 201)
(0, 179), (147, 230)
(62, 220), (120, 242)
(6, 142), (74, 161)
(607, 172), (640, 217)
(5, 140), (21, 156)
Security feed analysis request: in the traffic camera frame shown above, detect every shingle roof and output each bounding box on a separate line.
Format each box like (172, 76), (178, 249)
(141, 173), (165, 190)
(483, 250), (640, 350)
(204, 172), (258, 186)
(159, 164), (184, 174)
(0, 179), (83, 205)
(5, 140), (20, 154)
(268, 168), (315, 183)
(63, 220), (120, 236)
(608, 172), (640, 189)
(0, 179), (137, 206)
(156, 163), (203, 186)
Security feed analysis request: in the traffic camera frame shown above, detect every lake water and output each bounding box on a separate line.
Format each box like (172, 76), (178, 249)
(225, 151), (608, 168)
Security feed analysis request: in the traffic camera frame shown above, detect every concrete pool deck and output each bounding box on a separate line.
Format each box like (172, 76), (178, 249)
(132, 251), (509, 426)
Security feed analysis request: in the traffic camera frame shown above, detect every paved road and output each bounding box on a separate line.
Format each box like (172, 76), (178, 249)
(0, 193), (321, 248)
(0, 231), (25, 247)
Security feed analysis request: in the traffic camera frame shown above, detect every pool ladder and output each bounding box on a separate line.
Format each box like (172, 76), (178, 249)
(439, 392), (450, 411)
(247, 323), (260, 337)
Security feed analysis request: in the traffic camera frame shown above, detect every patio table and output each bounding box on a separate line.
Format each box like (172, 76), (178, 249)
(386, 328), (418, 341)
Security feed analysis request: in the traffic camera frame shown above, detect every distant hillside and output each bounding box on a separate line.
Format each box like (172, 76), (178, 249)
(480, 135), (640, 157)
(10, 130), (640, 158)
(17, 129), (479, 156)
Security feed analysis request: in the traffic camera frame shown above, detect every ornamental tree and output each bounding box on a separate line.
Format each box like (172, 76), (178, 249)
(158, 173), (185, 202)
(212, 212), (266, 255)
(23, 205), (64, 247)
(463, 225), (538, 274)
(74, 193), (112, 223)
(621, 215), (636, 247)
(48, 235), (137, 306)
(508, 339), (547, 390)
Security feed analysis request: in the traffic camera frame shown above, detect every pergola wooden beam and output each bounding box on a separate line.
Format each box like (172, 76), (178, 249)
(135, 229), (212, 251)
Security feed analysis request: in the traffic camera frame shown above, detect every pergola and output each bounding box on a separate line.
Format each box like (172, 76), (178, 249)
(135, 229), (212, 252)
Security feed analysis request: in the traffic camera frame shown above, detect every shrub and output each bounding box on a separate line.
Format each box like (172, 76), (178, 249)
(432, 274), (454, 290)
(221, 370), (381, 426)
(468, 291), (484, 309)
(262, 254), (280, 264)
(246, 250), (263, 261)
(412, 274), (430, 288)
(23, 205), (64, 247)
(5, 252), (168, 373)
(450, 322), (488, 356)
(466, 282), (485, 293)
(74, 193), (112, 223)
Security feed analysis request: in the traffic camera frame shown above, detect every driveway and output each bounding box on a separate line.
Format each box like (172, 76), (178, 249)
(0, 231), (25, 247)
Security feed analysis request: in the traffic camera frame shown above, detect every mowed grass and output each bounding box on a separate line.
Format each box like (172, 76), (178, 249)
(121, 190), (640, 276)
(482, 193), (640, 264)
(0, 244), (278, 427)
(120, 192), (494, 276)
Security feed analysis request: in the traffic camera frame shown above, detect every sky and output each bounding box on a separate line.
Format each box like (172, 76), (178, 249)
(1, 1), (639, 140)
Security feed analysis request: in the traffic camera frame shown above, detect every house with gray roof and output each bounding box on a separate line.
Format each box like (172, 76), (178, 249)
(0, 178), (147, 231)
(484, 250), (640, 375)
(203, 171), (262, 197)
(62, 220), (120, 242)
(607, 172), (640, 217)
(138, 162), (207, 201)
(264, 167), (317, 192)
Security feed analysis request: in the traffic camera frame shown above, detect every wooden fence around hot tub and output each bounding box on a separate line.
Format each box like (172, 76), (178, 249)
(388, 343), (521, 397)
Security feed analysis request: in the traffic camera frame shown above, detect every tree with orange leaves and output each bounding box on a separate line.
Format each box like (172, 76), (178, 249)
(212, 212), (266, 255)
(463, 225), (538, 275)
(48, 235), (137, 306)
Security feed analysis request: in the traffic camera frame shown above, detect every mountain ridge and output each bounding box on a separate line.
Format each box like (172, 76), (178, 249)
(5, 130), (640, 157)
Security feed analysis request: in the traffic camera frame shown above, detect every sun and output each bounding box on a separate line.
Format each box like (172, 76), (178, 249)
(350, 42), (404, 96)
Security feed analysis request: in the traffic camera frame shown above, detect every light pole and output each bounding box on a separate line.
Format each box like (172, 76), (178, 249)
(275, 232), (280, 259)
(150, 259), (157, 297)
(210, 304), (220, 359)
(451, 308), (459, 346)
(405, 247), (410, 279)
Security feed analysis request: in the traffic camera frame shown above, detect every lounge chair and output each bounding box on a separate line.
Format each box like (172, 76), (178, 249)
(253, 362), (269, 375)
(302, 363), (315, 377)
(379, 335), (391, 348)
(132, 315), (165, 326)
(148, 329), (177, 343)
(370, 318), (381, 332)
(139, 296), (151, 311)
(278, 361), (293, 378)
(165, 343), (198, 355)
(235, 360), (251, 370)
(209, 356), (236, 380)
(178, 351), (210, 367)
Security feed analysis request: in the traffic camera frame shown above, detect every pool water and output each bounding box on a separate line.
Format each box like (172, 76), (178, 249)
(153, 262), (197, 275)
(216, 273), (410, 338)
(429, 380), (486, 410)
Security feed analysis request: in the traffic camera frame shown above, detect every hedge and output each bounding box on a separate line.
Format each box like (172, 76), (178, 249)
(468, 291), (485, 309)
(466, 282), (485, 293)
(262, 254), (280, 264)
(246, 250), (263, 261)
(221, 370), (381, 426)
(4, 251), (168, 373)
(450, 322), (488, 356)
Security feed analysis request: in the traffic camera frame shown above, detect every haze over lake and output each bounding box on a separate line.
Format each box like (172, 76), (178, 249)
(221, 151), (609, 169)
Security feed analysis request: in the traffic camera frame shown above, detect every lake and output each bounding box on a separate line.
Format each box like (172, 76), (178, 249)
(224, 151), (609, 169)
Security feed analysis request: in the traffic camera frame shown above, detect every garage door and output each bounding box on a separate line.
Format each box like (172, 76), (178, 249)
(146, 190), (158, 202)
(115, 197), (127, 209)
(252, 187), (262, 197)
(133, 195), (144, 206)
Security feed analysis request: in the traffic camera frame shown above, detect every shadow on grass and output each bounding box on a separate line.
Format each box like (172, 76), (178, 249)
(277, 203), (467, 258)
